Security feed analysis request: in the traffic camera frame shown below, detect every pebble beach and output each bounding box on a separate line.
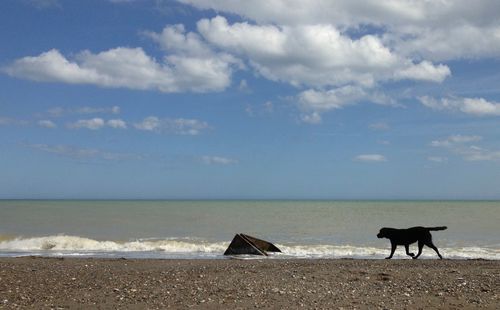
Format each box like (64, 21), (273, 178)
(0, 257), (498, 309)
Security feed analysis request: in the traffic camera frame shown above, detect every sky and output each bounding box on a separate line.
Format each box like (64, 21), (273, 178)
(1, 0), (500, 199)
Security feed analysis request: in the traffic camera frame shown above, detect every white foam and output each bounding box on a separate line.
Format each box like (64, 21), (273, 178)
(0, 235), (498, 260)
(0, 235), (227, 253)
(278, 244), (500, 260)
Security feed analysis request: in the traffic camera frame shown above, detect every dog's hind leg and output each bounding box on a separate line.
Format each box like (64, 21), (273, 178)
(426, 241), (443, 259)
(386, 243), (397, 259)
(413, 241), (424, 259)
(405, 244), (415, 257)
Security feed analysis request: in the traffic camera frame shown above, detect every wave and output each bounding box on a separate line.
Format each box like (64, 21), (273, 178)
(0, 235), (498, 260)
(0, 235), (227, 253)
(279, 244), (500, 260)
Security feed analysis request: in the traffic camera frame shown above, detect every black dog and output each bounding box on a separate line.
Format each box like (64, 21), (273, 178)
(377, 226), (447, 259)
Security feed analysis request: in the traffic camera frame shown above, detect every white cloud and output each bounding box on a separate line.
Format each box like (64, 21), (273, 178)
(369, 122), (390, 131)
(298, 86), (370, 113)
(430, 134), (500, 162)
(45, 106), (120, 118)
(419, 96), (500, 117)
(197, 16), (449, 89)
(181, 0), (500, 61)
(179, 0), (432, 26)
(297, 86), (395, 123)
(47, 107), (65, 117)
(431, 135), (482, 147)
(394, 60), (450, 83)
(107, 119), (127, 129)
(0, 117), (29, 126)
(263, 101), (274, 113)
(67, 118), (105, 130)
(238, 79), (250, 92)
(134, 116), (210, 135)
(5, 46), (238, 93)
(389, 24), (500, 61)
(459, 146), (500, 162)
(133, 116), (160, 131)
(26, 143), (142, 161)
(245, 101), (274, 118)
(77, 106), (121, 115)
(9, 0), (500, 124)
(38, 120), (57, 128)
(145, 24), (212, 57)
(354, 154), (387, 162)
(201, 155), (238, 165)
(301, 112), (322, 124)
(428, 156), (448, 163)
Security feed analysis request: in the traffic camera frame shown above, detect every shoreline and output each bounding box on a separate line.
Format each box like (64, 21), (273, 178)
(0, 257), (498, 309)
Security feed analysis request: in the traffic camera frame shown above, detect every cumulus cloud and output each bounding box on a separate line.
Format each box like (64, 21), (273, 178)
(394, 61), (450, 83)
(67, 118), (106, 130)
(46, 106), (120, 118)
(26, 143), (142, 161)
(107, 119), (127, 129)
(67, 118), (130, 130)
(145, 24), (212, 57)
(430, 135), (482, 147)
(134, 116), (210, 135)
(197, 16), (449, 88)
(300, 112), (322, 124)
(133, 116), (160, 131)
(0, 117), (30, 126)
(297, 86), (395, 123)
(354, 154), (387, 162)
(428, 156), (448, 163)
(77, 106), (120, 115)
(459, 146), (500, 161)
(419, 96), (500, 116)
(181, 0), (500, 61)
(430, 134), (500, 161)
(388, 23), (500, 62)
(201, 155), (238, 165)
(4, 46), (238, 93)
(179, 0), (433, 26)
(9, 0), (500, 124)
(298, 86), (367, 112)
(38, 120), (57, 128)
(238, 79), (251, 92)
(369, 122), (390, 131)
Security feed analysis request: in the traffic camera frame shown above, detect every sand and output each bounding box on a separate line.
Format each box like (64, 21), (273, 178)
(0, 257), (498, 309)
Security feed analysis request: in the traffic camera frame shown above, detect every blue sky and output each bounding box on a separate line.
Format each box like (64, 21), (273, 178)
(1, 0), (500, 199)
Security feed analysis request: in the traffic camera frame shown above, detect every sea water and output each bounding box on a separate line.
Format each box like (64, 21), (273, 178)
(0, 200), (498, 259)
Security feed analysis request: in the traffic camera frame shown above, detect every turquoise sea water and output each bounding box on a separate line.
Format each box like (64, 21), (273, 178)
(0, 200), (498, 259)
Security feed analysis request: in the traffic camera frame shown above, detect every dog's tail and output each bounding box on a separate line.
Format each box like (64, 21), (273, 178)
(426, 226), (447, 231)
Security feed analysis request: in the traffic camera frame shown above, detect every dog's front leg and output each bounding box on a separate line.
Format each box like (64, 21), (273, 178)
(386, 243), (396, 259)
(405, 244), (415, 257)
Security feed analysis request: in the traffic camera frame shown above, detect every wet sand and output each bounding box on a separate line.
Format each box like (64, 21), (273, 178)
(0, 257), (498, 309)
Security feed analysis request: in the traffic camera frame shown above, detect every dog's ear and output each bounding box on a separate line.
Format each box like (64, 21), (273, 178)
(377, 228), (386, 238)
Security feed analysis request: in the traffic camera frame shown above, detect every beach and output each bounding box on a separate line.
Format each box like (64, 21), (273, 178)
(0, 257), (498, 309)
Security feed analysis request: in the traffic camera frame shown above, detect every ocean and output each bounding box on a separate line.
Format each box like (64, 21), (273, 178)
(0, 200), (498, 260)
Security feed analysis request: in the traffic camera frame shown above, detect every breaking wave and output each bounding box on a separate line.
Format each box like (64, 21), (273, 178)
(0, 235), (227, 254)
(0, 235), (498, 260)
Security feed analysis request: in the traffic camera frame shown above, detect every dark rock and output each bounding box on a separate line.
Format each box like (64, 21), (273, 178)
(241, 234), (281, 253)
(223, 234), (281, 256)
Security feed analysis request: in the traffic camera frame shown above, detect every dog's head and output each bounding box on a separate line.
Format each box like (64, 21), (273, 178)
(377, 228), (390, 239)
